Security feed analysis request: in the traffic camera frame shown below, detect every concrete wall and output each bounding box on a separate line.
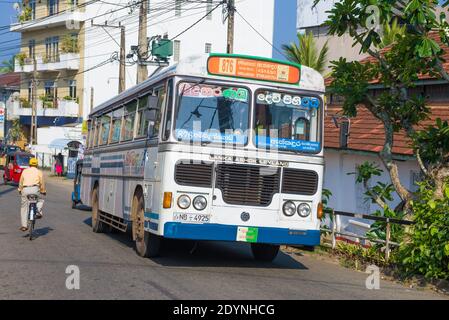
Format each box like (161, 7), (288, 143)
(323, 149), (419, 236)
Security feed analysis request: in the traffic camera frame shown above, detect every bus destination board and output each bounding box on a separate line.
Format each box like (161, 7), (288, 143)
(207, 55), (301, 85)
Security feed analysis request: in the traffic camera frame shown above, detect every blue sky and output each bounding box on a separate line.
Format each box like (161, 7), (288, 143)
(273, 0), (297, 61)
(0, 3), (20, 66)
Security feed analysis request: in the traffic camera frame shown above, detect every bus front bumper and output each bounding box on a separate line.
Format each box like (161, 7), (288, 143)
(163, 223), (320, 246)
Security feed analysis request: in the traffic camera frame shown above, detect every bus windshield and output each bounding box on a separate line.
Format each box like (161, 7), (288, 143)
(254, 89), (321, 153)
(174, 82), (249, 145)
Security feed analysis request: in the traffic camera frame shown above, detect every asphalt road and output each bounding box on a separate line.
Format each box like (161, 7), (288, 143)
(0, 172), (446, 300)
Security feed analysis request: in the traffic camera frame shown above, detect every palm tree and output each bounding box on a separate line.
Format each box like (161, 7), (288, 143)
(0, 56), (15, 74)
(380, 18), (406, 48)
(282, 32), (329, 74)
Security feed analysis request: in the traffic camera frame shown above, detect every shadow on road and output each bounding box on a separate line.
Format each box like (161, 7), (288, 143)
(0, 185), (17, 198)
(22, 227), (54, 240)
(82, 217), (307, 270)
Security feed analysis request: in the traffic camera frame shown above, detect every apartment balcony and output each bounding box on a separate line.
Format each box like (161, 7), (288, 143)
(15, 54), (80, 73)
(11, 99), (80, 118)
(10, 10), (85, 32)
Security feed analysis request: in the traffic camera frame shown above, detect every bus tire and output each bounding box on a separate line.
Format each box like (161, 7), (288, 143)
(91, 187), (106, 233)
(251, 243), (280, 262)
(132, 193), (160, 258)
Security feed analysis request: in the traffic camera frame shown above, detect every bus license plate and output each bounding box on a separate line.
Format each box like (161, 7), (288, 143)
(173, 212), (210, 224)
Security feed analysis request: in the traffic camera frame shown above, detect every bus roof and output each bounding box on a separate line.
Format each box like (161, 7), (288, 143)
(91, 54), (325, 116)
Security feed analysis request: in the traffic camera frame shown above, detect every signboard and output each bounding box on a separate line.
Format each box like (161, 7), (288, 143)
(0, 105), (4, 122)
(207, 55), (301, 85)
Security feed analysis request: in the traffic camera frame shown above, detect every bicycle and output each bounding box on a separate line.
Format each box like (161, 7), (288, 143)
(27, 194), (39, 241)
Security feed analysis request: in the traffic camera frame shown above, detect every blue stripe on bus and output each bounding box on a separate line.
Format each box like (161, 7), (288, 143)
(100, 162), (124, 168)
(144, 212), (159, 220)
(100, 155), (124, 161)
(145, 221), (159, 231)
(163, 223), (320, 246)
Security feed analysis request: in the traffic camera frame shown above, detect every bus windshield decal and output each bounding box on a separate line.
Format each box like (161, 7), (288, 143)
(256, 93), (320, 109)
(255, 136), (321, 152)
(179, 83), (248, 102)
(175, 129), (247, 144)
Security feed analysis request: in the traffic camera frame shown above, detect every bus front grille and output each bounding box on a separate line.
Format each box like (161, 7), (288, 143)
(175, 162), (214, 188)
(282, 168), (318, 196)
(215, 164), (280, 206)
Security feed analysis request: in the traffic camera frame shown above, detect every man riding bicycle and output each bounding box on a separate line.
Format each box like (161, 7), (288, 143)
(18, 158), (46, 232)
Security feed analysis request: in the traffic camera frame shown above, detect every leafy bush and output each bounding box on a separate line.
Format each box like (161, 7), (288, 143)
(15, 52), (27, 67)
(398, 181), (449, 280)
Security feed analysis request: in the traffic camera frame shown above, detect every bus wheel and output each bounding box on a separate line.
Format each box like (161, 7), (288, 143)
(132, 194), (160, 258)
(251, 243), (280, 262)
(91, 187), (106, 233)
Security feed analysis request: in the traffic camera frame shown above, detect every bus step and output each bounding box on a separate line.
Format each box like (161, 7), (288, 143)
(99, 211), (128, 232)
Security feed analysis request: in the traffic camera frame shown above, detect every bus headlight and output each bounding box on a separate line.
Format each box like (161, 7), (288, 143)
(282, 201), (296, 217)
(177, 195), (191, 209)
(298, 203), (311, 217)
(193, 196), (207, 211)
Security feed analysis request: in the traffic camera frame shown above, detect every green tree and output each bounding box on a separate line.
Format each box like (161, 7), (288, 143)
(315, 0), (449, 213)
(0, 57), (15, 73)
(380, 18), (406, 48)
(282, 32), (329, 74)
(8, 119), (24, 143)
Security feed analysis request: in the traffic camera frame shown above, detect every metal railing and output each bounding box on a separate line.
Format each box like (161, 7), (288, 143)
(321, 209), (414, 261)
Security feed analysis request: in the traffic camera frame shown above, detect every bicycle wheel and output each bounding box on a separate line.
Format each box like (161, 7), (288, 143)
(28, 220), (34, 241)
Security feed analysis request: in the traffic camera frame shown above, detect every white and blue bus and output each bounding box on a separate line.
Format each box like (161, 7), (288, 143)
(81, 54), (325, 261)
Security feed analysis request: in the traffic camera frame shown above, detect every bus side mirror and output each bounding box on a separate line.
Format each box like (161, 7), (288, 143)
(146, 108), (159, 138)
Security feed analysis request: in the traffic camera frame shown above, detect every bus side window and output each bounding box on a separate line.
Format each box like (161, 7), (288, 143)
(163, 79), (174, 140)
(94, 118), (100, 147)
(111, 107), (124, 143)
(122, 100), (137, 141)
(100, 112), (112, 145)
(86, 120), (92, 149)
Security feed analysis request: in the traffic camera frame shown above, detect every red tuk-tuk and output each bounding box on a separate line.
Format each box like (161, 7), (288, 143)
(2, 152), (34, 185)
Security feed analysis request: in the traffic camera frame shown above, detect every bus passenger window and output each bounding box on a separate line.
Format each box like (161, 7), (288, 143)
(86, 120), (92, 149)
(94, 118), (100, 147)
(111, 107), (124, 143)
(122, 100), (137, 141)
(163, 79), (173, 141)
(100, 113), (112, 145)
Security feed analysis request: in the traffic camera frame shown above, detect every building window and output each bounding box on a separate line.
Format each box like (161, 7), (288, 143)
(175, 0), (182, 16)
(205, 43), (212, 54)
(45, 36), (59, 62)
(68, 0), (78, 10)
(48, 0), (59, 16)
(69, 80), (77, 99)
(173, 40), (180, 62)
(44, 81), (57, 107)
(206, 0), (213, 20)
(28, 40), (35, 60)
(29, 0), (36, 19)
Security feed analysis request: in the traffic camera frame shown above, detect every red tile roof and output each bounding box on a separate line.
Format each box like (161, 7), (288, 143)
(0, 72), (20, 88)
(324, 104), (449, 155)
(324, 32), (449, 155)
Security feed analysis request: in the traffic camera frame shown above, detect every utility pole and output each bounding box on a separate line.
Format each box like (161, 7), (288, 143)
(92, 21), (126, 93)
(136, 0), (148, 84)
(119, 25), (126, 93)
(31, 57), (37, 145)
(226, 0), (235, 54)
(90, 87), (94, 113)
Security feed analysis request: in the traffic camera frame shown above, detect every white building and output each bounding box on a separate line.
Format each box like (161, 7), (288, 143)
(82, 0), (279, 118)
(296, 0), (367, 71)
